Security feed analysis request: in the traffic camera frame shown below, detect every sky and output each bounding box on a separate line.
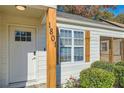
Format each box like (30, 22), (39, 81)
(109, 5), (124, 16)
(57, 5), (124, 16)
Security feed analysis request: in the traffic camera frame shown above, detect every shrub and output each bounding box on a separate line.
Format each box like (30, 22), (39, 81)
(63, 76), (80, 88)
(80, 68), (115, 88)
(91, 61), (115, 72)
(113, 66), (124, 87)
(120, 77), (124, 88)
(115, 61), (124, 67)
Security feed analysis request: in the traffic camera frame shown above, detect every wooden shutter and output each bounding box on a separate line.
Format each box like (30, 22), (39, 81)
(109, 37), (113, 63)
(85, 31), (90, 62)
(56, 26), (59, 64)
(121, 39), (124, 61)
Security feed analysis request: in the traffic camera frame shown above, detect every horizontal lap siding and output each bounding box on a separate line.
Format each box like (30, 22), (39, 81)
(37, 51), (47, 83)
(56, 63), (91, 84)
(0, 15), (8, 87)
(55, 23), (124, 85)
(90, 31), (100, 63)
(0, 15), (2, 86)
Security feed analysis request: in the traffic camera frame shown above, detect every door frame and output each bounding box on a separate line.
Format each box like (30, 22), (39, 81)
(7, 24), (37, 84)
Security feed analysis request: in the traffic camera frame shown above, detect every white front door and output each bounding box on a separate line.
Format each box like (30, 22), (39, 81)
(9, 25), (36, 83)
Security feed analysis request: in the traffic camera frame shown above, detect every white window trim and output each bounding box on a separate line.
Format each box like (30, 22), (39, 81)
(58, 27), (85, 64)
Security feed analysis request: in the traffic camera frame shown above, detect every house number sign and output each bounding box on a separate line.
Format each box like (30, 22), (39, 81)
(49, 22), (55, 42)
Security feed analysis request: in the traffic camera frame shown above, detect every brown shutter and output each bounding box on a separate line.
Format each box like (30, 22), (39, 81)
(121, 39), (124, 61)
(109, 37), (113, 63)
(56, 26), (59, 64)
(85, 31), (90, 62)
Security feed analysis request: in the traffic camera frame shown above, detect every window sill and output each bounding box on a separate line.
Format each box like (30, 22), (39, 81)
(58, 61), (90, 66)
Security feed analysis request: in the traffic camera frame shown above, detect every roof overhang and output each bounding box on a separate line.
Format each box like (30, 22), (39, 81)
(57, 17), (124, 32)
(28, 5), (56, 10)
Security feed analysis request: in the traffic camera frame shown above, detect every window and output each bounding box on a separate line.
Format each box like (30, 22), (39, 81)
(15, 31), (31, 42)
(101, 41), (108, 51)
(59, 28), (84, 63)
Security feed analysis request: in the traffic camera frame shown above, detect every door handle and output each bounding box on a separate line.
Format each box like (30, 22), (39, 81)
(34, 51), (36, 55)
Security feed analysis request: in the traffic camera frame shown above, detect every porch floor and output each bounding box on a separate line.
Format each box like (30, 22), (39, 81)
(26, 83), (46, 88)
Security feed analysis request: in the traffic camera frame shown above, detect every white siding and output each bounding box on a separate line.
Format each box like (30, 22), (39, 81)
(0, 15), (2, 85)
(56, 23), (124, 84)
(56, 63), (91, 84)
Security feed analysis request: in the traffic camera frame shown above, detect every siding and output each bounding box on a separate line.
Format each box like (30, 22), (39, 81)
(56, 63), (91, 85)
(55, 23), (124, 84)
(0, 15), (2, 85)
(36, 51), (46, 83)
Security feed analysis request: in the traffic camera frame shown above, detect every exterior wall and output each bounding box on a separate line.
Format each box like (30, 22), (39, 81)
(38, 24), (46, 83)
(1, 12), (124, 87)
(0, 13), (47, 87)
(0, 14), (2, 85)
(56, 22), (124, 84)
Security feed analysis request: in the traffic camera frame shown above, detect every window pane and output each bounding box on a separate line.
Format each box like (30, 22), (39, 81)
(80, 32), (84, 38)
(74, 31), (83, 39)
(15, 31), (21, 41)
(15, 36), (20, 41)
(15, 31), (20, 36)
(60, 29), (65, 37)
(68, 30), (72, 37)
(21, 36), (26, 41)
(60, 29), (72, 38)
(27, 37), (31, 41)
(65, 30), (68, 37)
(74, 47), (83, 61)
(27, 32), (31, 36)
(74, 39), (84, 45)
(74, 31), (84, 46)
(60, 47), (71, 62)
(21, 32), (26, 37)
(60, 38), (72, 46)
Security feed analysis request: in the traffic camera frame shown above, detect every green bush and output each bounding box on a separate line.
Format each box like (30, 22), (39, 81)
(120, 77), (124, 88)
(115, 61), (124, 67)
(91, 61), (115, 72)
(114, 66), (124, 87)
(80, 68), (115, 88)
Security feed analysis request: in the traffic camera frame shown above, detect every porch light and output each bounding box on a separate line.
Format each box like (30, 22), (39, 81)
(15, 5), (26, 11)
